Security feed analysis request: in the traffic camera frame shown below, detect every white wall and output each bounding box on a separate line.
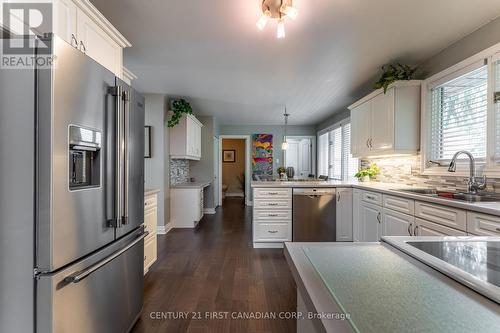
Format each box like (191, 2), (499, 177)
(144, 94), (169, 227)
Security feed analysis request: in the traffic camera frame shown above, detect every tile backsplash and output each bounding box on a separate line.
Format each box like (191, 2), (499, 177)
(362, 155), (500, 193)
(170, 159), (189, 185)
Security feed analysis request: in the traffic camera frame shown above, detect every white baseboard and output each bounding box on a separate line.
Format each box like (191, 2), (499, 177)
(225, 192), (244, 197)
(157, 222), (172, 235)
(203, 208), (216, 214)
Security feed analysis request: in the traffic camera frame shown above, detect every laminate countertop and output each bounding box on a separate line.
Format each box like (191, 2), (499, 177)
(285, 241), (500, 333)
(170, 180), (212, 189)
(252, 180), (500, 217)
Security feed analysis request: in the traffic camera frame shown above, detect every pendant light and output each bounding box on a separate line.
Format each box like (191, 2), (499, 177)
(282, 110), (289, 150)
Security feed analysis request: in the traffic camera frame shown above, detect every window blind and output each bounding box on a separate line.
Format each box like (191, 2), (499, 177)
(317, 122), (359, 180)
(318, 132), (329, 177)
(330, 127), (342, 180)
(494, 59), (500, 161)
(342, 123), (359, 180)
(429, 65), (487, 161)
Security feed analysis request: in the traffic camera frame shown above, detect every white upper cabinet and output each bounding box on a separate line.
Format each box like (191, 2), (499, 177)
(348, 81), (421, 158)
(53, 0), (131, 77)
(170, 114), (203, 160)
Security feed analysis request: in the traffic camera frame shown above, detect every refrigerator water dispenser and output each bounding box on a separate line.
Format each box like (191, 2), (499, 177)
(69, 125), (101, 190)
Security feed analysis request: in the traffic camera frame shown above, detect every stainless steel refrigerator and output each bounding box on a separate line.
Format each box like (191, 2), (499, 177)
(0, 35), (146, 333)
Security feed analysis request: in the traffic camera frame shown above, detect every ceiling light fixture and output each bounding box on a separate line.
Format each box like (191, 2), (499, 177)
(256, 0), (298, 39)
(282, 109), (289, 150)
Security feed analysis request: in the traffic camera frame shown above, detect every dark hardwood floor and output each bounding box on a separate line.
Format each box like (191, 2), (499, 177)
(131, 197), (297, 333)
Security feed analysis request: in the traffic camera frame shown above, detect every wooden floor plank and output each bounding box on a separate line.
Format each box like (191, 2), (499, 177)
(131, 198), (297, 333)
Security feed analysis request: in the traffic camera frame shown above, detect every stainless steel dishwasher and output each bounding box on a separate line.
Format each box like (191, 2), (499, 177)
(293, 188), (336, 242)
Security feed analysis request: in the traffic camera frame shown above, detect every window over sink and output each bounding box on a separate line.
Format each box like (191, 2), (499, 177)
(422, 44), (500, 177)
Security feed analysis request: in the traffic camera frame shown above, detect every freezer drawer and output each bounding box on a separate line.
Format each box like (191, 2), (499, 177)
(37, 230), (146, 333)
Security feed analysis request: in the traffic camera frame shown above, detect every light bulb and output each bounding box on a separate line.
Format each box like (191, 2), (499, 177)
(281, 4), (298, 20)
(277, 19), (285, 39)
(282, 141), (288, 150)
(256, 10), (271, 30)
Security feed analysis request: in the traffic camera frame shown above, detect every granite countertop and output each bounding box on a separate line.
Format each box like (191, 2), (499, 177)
(285, 242), (500, 333)
(170, 180), (212, 189)
(145, 188), (160, 196)
(252, 180), (500, 216)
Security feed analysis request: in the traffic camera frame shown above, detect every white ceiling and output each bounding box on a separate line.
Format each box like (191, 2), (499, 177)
(91, 0), (500, 125)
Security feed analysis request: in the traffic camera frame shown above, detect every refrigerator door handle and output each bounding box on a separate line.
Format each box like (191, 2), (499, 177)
(64, 231), (148, 284)
(122, 90), (130, 225)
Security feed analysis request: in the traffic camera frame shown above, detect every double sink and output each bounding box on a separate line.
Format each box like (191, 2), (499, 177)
(396, 188), (500, 203)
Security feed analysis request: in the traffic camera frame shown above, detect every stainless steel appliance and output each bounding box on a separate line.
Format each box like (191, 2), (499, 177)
(0, 35), (146, 333)
(293, 188), (336, 242)
(383, 236), (500, 304)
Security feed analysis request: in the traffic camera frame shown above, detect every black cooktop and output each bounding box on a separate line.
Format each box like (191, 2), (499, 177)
(407, 241), (500, 288)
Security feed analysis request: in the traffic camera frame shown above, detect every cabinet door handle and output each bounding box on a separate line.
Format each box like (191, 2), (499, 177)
(79, 41), (86, 54)
(377, 212), (381, 223)
(414, 225), (419, 236)
(337, 193), (341, 202)
(369, 138), (373, 148)
(408, 223), (413, 236)
(366, 139), (370, 148)
(71, 34), (78, 48)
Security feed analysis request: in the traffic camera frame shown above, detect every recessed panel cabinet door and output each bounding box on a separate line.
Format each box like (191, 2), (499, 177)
(350, 102), (371, 156)
(359, 202), (382, 241)
(382, 208), (413, 236)
(53, 0), (77, 46)
(76, 8), (122, 76)
(336, 188), (353, 241)
(371, 88), (394, 151)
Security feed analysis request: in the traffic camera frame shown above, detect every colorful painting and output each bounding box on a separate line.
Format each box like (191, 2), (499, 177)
(252, 134), (273, 175)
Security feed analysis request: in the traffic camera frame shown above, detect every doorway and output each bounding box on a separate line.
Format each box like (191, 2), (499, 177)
(284, 136), (316, 178)
(218, 135), (251, 206)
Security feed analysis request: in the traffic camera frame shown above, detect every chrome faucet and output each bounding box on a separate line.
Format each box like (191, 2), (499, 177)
(448, 150), (486, 194)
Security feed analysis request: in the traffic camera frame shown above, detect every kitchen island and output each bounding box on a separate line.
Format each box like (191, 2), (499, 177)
(284, 241), (500, 333)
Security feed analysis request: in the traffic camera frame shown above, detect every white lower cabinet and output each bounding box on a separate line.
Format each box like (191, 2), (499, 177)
(144, 192), (158, 274)
(253, 188), (292, 248)
(336, 188), (353, 241)
(171, 188), (204, 228)
(352, 190), (362, 242)
(359, 202), (383, 241)
(467, 212), (500, 236)
(414, 218), (467, 236)
(382, 208), (414, 237)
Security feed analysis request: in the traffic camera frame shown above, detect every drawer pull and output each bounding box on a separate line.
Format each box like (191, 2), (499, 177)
(268, 192), (279, 195)
(268, 230), (278, 234)
(366, 195), (376, 200)
(268, 203), (279, 206)
(268, 214), (279, 217)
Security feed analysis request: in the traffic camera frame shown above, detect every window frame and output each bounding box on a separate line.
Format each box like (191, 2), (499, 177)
(421, 42), (500, 178)
(317, 118), (359, 181)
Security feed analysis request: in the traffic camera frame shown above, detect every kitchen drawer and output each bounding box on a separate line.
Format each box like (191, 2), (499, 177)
(254, 210), (292, 221)
(144, 236), (157, 273)
(467, 212), (500, 236)
(361, 191), (383, 206)
(144, 195), (157, 210)
(254, 199), (292, 210)
(415, 218), (467, 236)
(144, 208), (157, 238)
(383, 195), (414, 215)
(415, 201), (466, 231)
(254, 188), (292, 199)
(254, 223), (291, 242)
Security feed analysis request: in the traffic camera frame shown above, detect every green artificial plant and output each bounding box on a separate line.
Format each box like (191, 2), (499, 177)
(168, 99), (193, 127)
(277, 166), (286, 175)
(355, 163), (381, 180)
(373, 63), (417, 93)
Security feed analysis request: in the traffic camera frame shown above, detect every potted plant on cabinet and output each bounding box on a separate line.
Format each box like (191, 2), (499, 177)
(168, 99), (193, 127)
(355, 164), (380, 182)
(373, 63), (417, 93)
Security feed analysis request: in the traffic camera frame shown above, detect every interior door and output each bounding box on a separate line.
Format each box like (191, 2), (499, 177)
(214, 136), (220, 207)
(360, 202), (382, 241)
(116, 82), (145, 239)
(371, 88), (394, 151)
(298, 139), (312, 177)
(37, 36), (116, 272)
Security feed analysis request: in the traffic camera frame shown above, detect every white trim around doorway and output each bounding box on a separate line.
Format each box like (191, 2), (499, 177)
(218, 135), (252, 206)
